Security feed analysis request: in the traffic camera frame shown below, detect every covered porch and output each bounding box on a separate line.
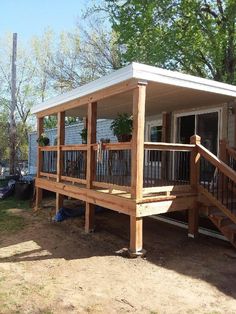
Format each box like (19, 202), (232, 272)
(33, 63), (236, 255)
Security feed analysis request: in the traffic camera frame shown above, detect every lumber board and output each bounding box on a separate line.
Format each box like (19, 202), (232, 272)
(136, 195), (196, 217)
(35, 178), (136, 216)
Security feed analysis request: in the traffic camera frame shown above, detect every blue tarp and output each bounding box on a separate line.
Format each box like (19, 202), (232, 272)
(53, 205), (105, 222)
(0, 180), (16, 200)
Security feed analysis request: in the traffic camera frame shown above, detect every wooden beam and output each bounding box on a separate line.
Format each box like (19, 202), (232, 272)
(190, 135), (201, 191)
(86, 102), (97, 188)
(144, 142), (194, 151)
(131, 83), (147, 200)
(143, 184), (193, 194)
(92, 181), (131, 193)
(188, 203), (199, 238)
(161, 112), (170, 142)
(136, 195), (196, 217)
(85, 203), (95, 233)
(85, 102), (97, 232)
(57, 111), (65, 182)
(219, 138), (228, 163)
(35, 117), (44, 210)
(55, 112), (65, 213)
(56, 193), (64, 213)
(36, 78), (139, 118)
(129, 216), (143, 255)
(35, 178), (136, 216)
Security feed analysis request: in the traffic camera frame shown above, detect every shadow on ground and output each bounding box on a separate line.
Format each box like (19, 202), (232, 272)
(0, 206), (235, 300)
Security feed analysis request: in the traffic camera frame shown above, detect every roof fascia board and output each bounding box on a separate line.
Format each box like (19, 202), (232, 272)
(132, 62), (236, 97)
(32, 63), (134, 114)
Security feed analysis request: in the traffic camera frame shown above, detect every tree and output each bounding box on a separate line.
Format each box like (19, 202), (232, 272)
(106, 0), (236, 84)
(78, 17), (122, 81)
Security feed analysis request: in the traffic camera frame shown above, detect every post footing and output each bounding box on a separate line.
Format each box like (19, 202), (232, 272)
(188, 233), (197, 239)
(85, 228), (95, 234)
(128, 249), (147, 258)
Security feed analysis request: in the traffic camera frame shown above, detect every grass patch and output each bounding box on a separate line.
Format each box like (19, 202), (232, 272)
(0, 197), (30, 233)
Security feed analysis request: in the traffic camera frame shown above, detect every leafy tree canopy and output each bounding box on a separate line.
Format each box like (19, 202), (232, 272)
(106, 0), (236, 84)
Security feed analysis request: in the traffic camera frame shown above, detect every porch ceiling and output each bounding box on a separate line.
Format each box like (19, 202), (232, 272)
(66, 81), (234, 119)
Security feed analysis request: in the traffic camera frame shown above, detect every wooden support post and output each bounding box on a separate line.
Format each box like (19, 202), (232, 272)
(56, 193), (64, 213)
(219, 138), (228, 163)
(161, 112), (170, 180)
(131, 83), (147, 201)
(85, 102), (97, 233)
(161, 112), (170, 143)
(129, 83), (146, 256)
(129, 216), (145, 257)
(56, 112), (65, 212)
(219, 138), (228, 198)
(189, 135), (201, 238)
(57, 111), (65, 182)
(35, 117), (44, 210)
(188, 203), (199, 238)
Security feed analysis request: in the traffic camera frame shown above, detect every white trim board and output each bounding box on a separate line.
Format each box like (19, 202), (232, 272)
(32, 62), (236, 114)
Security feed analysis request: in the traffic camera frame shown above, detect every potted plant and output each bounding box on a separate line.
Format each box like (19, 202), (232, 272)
(80, 128), (87, 144)
(37, 133), (50, 146)
(110, 113), (133, 142)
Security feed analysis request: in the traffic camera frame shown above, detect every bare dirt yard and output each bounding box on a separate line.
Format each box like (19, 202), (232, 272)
(0, 197), (236, 314)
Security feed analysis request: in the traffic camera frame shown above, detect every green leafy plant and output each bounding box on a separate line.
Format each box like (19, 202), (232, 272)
(80, 128), (87, 144)
(110, 113), (133, 142)
(37, 133), (50, 146)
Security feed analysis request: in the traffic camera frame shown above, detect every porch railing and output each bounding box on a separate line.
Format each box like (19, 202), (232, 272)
(93, 142), (132, 192)
(143, 142), (194, 189)
(39, 141), (196, 197)
(61, 145), (87, 184)
(40, 146), (57, 178)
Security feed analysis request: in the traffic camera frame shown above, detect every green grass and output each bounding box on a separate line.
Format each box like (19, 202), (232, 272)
(0, 197), (30, 233)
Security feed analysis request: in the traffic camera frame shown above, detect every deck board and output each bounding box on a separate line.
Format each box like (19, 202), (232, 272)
(36, 177), (196, 217)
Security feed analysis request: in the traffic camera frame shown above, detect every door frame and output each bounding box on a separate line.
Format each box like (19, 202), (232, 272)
(145, 118), (162, 142)
(173, 106), (223, 156)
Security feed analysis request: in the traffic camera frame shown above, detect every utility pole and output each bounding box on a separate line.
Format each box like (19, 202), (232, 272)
(9, 33), (17, 175)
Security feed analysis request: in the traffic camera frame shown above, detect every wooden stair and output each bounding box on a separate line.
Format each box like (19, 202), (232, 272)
(207, 206), (236, 248)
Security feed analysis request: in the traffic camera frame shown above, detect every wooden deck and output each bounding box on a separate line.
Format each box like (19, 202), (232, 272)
(36, 176), (196, 218)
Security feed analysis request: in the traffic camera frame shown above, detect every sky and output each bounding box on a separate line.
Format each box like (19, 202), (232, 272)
(0, 0), (89, 42)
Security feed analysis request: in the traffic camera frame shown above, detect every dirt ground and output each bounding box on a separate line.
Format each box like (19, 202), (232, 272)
(0, 200), (236, 314)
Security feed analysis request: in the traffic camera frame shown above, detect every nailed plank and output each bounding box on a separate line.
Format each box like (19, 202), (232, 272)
(92, 181), (131, 193)
(92, 142), (131, 151)
(144, 142), (194, 151)
(40, 172), (57, 179)
(40, 146), (58, 151)
(61, 144), (87, 151)
(35, 178), (136, 216)
(61, 176), (86, 185)
(136, 195), (196, 217)
(143, 184), (193, 194)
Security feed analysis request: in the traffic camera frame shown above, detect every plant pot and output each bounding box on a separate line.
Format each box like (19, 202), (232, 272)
(117, 134), (132, 142)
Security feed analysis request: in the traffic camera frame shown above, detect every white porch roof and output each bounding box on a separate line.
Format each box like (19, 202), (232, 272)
(32, 62), (236, 118)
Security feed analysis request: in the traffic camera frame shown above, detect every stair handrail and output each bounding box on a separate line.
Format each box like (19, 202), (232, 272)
(196, 143), (236, 184)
